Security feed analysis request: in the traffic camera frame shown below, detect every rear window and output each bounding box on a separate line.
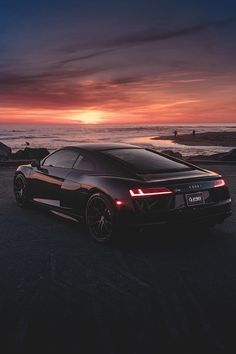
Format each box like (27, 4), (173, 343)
(105, 148), (191, 173)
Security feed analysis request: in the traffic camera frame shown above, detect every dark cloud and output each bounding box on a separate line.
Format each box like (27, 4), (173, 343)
(109, 76), (143, 85)
(0, 65), (107, 88)
(0, 64), (116, 110)
(59, 49), (115, 65)
(106, 16), (236, 48)
(56, 16), (236, 69)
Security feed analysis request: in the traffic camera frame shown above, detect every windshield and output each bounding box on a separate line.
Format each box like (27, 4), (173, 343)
(105, 148), (192, 173)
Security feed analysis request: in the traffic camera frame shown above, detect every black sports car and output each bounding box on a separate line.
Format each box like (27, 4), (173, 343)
(14, 143), (232, 242)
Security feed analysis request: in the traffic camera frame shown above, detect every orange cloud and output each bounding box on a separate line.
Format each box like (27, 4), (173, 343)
(0, 73), (236, 124)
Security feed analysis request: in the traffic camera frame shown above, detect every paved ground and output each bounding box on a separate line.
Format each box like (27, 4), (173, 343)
(0, 165), (235, 354)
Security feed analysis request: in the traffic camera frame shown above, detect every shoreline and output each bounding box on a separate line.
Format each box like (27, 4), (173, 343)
(152, 131), (236, 147)
(1, 131), (236, 165)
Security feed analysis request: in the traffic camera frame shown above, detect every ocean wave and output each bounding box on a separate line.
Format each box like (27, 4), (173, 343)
(11, 130), (28, 133)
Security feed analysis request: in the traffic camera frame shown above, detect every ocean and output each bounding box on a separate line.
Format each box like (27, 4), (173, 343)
(0, 123), (235, 156)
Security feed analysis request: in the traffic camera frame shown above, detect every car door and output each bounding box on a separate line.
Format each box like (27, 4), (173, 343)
(30, 149), (79, 207)
(60, 152), (97, 213)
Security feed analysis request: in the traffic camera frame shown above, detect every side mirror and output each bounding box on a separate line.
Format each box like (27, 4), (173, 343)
(31, 159), (41, 169)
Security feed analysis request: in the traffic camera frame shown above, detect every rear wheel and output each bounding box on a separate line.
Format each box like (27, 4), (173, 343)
(86, 193), (116, 243)
(14, 174), (30, 207)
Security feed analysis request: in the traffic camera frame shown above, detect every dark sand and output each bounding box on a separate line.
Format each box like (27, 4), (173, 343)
(152, 131), (236, 147)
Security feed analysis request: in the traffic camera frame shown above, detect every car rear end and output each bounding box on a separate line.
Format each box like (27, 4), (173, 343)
(127, 176), (231, 227)
(102, 147), (232, 228)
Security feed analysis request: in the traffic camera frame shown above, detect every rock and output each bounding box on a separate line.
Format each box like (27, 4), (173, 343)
(12, 147), (49, 160)
(187, 155), (210, 161)
(161, 150), (183, 159)
(188, 149), (236, 162)
(220, 149), (236, 161)
(12, 150), (25, 160)
(0, 142), (12, 161)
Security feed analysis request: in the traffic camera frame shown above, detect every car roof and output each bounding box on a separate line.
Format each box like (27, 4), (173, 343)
(62, 143), (141, 152)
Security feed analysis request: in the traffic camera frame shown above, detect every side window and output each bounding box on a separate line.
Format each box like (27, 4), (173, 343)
(73, 155), (95, 172)
(43, 150), (79, 168)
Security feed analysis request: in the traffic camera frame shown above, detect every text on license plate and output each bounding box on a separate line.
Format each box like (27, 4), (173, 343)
(185, 192), (204, 206)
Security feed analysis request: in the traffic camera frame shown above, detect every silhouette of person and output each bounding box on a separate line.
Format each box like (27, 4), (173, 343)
(174, 130), (178, 138)
(192, 129), (196, 136)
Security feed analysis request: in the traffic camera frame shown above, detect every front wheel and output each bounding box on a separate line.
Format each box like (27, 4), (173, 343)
(86, 193), (117, 243)
(14, 174), (30, 207)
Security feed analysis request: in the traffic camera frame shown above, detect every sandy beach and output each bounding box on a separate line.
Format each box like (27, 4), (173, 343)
(152, 131), (236, 147)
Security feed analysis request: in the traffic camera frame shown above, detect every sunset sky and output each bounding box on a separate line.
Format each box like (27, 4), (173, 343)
(0, 0), (236, 124)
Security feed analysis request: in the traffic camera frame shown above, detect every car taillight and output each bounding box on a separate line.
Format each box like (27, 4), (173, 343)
(129, 187), (173, 197)
(214, 179), (226, 188)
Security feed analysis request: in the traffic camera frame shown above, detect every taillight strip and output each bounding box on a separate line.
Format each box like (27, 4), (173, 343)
(214, 179), (226, 188)
(129, 187), (172, 197)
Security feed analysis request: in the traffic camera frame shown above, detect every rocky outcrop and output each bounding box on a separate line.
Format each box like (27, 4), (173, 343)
(161, 150), (183, 159)
(0, 142), (12, 161)
(12, 147), (49, 160)
(189, 149), (236, 162)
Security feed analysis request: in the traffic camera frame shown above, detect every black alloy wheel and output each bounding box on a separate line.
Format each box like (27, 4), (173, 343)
(14, 174), (29, 207)
(86, 193), (116, 243)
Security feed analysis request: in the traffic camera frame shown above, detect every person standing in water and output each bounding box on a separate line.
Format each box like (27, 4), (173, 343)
(174, 130), (178, 138)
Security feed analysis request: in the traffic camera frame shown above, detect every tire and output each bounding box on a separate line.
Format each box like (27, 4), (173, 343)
(86, 193), (117, 243)
(14, 174), (30, 207)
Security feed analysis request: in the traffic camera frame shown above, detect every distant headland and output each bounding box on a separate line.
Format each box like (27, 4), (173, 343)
(152, 131), (236, 147)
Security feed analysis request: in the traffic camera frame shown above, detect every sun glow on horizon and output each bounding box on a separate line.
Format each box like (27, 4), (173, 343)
(67, 110), (118, 124)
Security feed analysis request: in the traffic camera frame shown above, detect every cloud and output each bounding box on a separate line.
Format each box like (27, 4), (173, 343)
(55, 16), (236, 69)
(59, 49), (115, 65)
(0, 66), (104, 86)
(109, 76), (143, 85)
(105, 16), (236, 48)
(172, 79), (207, 83)
(0, 60), (111, 102)
(0, 16), (235, 115)
(0, 72), (135, 110)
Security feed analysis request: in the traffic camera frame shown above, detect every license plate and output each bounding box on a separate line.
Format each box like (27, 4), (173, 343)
(185, 192), (204, 207)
